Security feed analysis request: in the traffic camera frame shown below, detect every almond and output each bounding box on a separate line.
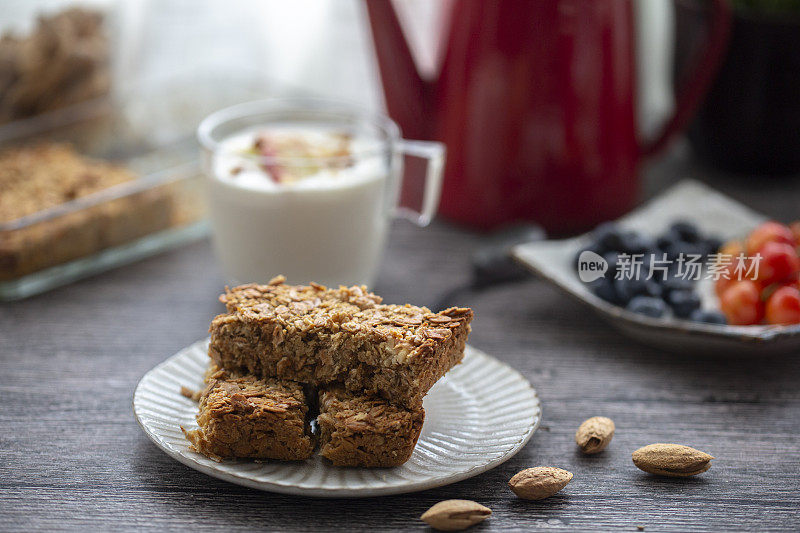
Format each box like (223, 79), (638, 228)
(420, 499), (491, 531)
(575, 416), (615, 454)
(508, 467), (573, 500)
(632, 443), (714, 477)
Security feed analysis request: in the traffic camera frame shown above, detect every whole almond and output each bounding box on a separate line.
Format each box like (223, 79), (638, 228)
(632, 443), (713, 477)
(508, 467), (573, 500)
(575, 416), (615, 454)
(420, 499), (491, 531)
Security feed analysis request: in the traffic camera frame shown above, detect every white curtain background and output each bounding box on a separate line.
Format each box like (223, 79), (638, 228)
(3, 0), (673, 127)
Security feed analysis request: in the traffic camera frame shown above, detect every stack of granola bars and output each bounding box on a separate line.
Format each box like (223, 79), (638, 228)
(182, 276), (473, 467)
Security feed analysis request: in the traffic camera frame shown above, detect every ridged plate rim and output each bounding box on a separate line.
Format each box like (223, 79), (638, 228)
(133, 338), (540, 497)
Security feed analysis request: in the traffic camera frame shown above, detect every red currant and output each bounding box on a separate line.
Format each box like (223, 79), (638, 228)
(720, 281), (764, 326)
(765, 286), (800, 325)
(746, 221), (795, 255)
(755, 241), (800, 286)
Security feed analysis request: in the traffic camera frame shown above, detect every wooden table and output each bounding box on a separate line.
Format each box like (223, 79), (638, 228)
(2, 145), (799, 531)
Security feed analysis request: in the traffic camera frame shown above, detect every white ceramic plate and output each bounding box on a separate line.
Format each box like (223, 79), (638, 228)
(134, 339), (540, 497)
(513, 179), (800, 355)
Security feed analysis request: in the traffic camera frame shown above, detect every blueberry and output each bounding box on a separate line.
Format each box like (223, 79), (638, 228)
(639, 236), (659, 256)
(703, 236), (724, 255)
(612, 277), (661, 303)
(646, 255), (672, 282)
(679, 242), (709, 259)
(660, 234), (702, 261)
(626, 296), (668, 318)
(641, 252), (656, 274)
(661, 243), (683, 262)
(614, 277), (645, 304)
(603, 251), (620, 275)
(689, 309), (727, 325)
(670, 220), (701, 243)
(588, 277), (618, 304)
(592, 222), (624, 253)
(643, 279), (663, 298)
(661, 274), (695, 295)
(706, 235), (725, 252)
(657, 230), (682, 252)
(666, 289), (702, 318)
(620, 232), (656, 255)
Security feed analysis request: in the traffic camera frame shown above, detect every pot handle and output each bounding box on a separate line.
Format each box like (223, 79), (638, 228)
(640, 0), (732, 157)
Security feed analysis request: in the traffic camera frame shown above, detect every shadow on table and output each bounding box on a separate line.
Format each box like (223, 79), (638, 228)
(130, 438), (508, 529)
(131, 436), (581, 530)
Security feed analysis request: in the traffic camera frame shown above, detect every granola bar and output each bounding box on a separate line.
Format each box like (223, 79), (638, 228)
(0, 8), (109, 124)
(317, 386), (424, 467)
(209, 276), (472, 408)
(182, 367), (315, 461)
(0, 143), (173, 280)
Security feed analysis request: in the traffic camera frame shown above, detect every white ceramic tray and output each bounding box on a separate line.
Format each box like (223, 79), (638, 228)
(514, 180), (800, 355)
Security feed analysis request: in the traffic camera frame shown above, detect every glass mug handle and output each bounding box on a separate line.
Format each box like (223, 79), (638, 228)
(394, 139), (446, 227)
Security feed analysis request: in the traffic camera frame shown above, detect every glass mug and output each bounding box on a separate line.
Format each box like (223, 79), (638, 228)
(197, 98), (445, 287)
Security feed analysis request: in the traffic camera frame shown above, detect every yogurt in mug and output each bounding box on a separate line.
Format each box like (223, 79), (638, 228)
(207, 126), (393, 287)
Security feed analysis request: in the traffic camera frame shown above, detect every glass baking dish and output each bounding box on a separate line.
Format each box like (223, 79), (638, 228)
(0, 69), (293, 300)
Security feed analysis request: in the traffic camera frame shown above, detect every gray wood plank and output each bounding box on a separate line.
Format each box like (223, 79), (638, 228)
(1, 145), (799, 531)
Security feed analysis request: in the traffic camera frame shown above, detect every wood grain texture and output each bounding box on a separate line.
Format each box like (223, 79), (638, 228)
(1, 145), (799, 531)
